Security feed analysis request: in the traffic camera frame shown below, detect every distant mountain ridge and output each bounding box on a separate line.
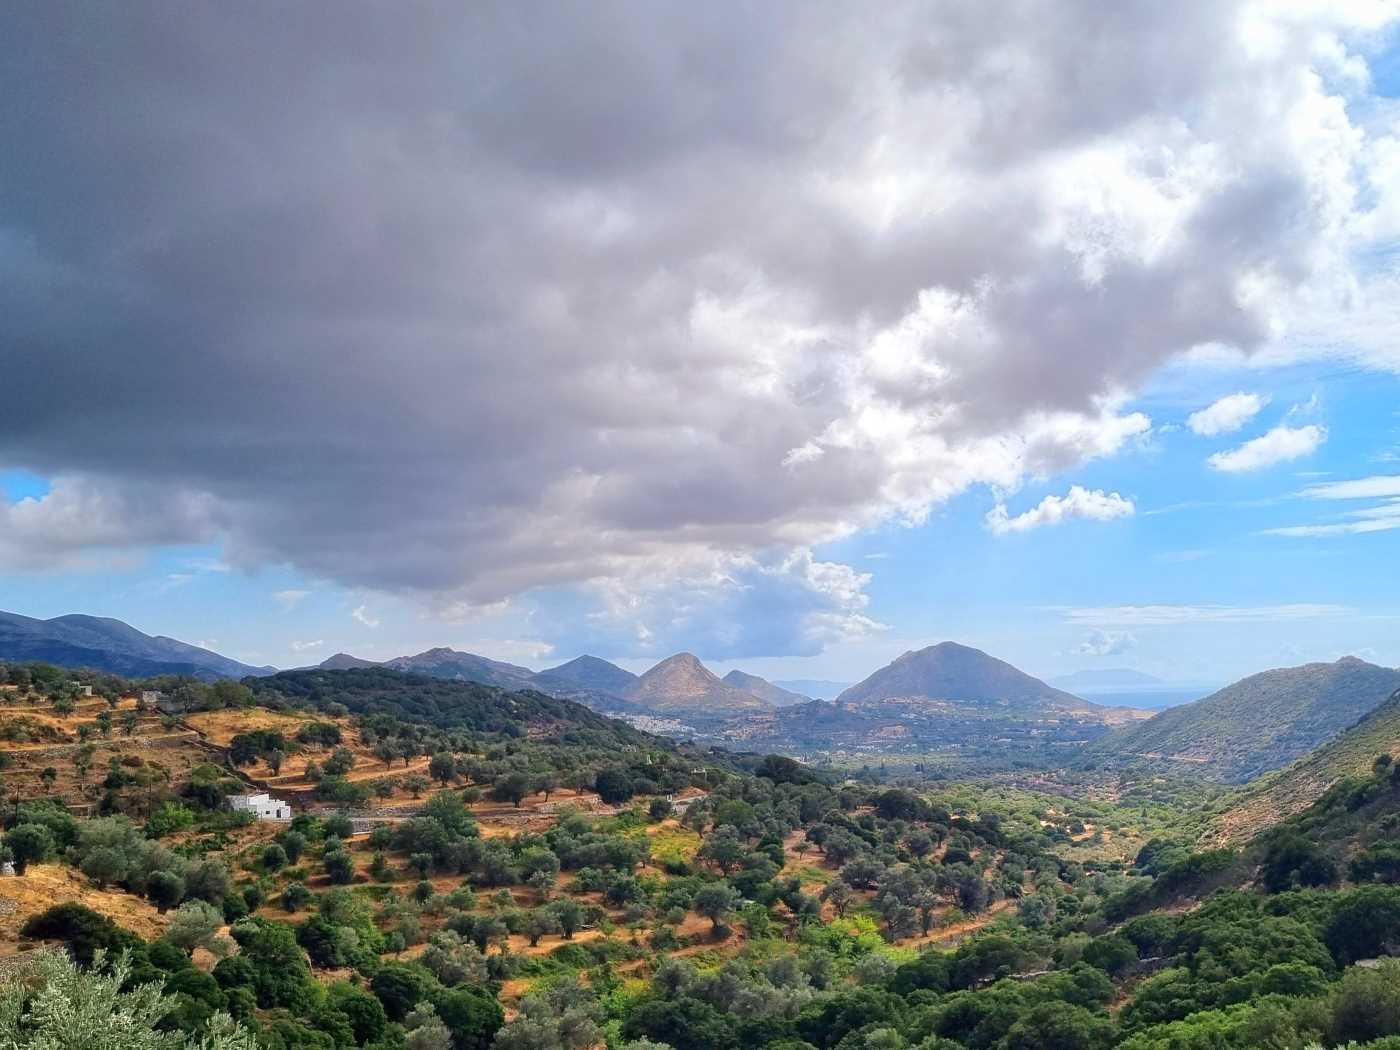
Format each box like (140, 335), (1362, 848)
(774, 679), (852, 701)
(722, 670), (810, 707)
(1085, 656), (1400, 783)
(331, 647), (774, 717)
(0, 609), (274, 681)
(1050, 668), (1167, 690)
(837, 641), (1109, 717)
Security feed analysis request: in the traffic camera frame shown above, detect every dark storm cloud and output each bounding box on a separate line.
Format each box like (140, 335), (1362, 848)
(0, 1), (1393, 649)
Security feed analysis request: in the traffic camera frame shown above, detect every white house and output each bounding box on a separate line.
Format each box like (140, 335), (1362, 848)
(227, 792), (292, 821)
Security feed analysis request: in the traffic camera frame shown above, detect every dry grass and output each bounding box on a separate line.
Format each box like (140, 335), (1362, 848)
(0, 863), (172, 948)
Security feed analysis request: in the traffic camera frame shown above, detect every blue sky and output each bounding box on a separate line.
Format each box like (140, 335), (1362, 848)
(3, 4), (1400, 686)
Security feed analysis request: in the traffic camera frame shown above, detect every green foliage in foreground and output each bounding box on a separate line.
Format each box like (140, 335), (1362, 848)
(0, 949), (254, 1050)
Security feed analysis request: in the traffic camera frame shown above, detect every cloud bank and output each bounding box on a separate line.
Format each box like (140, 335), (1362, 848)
(2, 2), (1398, 653)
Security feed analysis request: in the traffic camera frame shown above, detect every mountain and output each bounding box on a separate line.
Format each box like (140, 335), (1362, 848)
(538, 654), (638, 696)
(774, 679), (853, 701)
(625, 653), (771, 714)
(0, 609), (275, 680)
(382, 647), (538, 690)
(1050, 668), (1167, 690)
(837, 642), (1105, 716)
(317, 652), (379, 670)
(722, 670), (811, 707)
(1085, 656), (1400, 783)
(1213, 686), (1400, 844)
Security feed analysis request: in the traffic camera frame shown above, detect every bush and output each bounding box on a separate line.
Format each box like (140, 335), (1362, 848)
(146, 801), (197, 838)
(20, 903), (143, 964)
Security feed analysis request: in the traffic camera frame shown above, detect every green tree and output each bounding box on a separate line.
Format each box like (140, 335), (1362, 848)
(1330, 960), (1400, 1044)
(80, 846), (127, 889)
(0, 949), (254, 1050)
(433, 987), (504, 1050)
(693, 883), (740, 933)
(324, 849), (355, 885)
(430, 752), (457, 784)
(167, 899), (224, 955)
(5, 823), (55, 875)
(229, 918), (318, 1011)
(551, 899), (585, 940)
(492, 772), (532, 808)
(1003, 1002), (1115, 1050)
(146, 870), (186, 913)
(261, 843), (288, 872)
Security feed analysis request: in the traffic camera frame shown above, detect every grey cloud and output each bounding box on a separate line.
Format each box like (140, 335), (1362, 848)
(1, 2), (1394, 652)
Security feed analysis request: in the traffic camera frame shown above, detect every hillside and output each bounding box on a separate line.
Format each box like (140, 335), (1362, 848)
(0, 609), (273, 680)
(1213, 687), (1400, 844)
(538, 654), (638, 695)
(624, 653), (771, 714)
(837, 642), (1107, 716)
(722, 669), (811, 707)
(1085, 656), (1400, 783)
(382, 647), (538, 690)
(248, 666), (656, 743)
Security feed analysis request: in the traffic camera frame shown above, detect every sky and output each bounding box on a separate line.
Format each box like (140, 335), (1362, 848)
(3, 2), (1400, 686)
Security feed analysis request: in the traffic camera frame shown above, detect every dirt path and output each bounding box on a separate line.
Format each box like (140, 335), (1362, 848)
(905, 897), (1015, 948)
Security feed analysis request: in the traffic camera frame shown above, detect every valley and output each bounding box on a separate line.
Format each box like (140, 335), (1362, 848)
(5, 634), (1400, 1050)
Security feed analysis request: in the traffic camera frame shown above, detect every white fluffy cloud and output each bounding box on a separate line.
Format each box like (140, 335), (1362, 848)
(1075, 629), (1139, 656)
(352, 605), (380, 628)
(1207, 425), (1328, 472)
(987, 486), (1135, 534)
(2, 3), (1398, 654)
(1188, 393), (1269, 436)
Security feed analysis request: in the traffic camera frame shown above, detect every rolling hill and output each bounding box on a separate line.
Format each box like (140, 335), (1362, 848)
(624, 653), (771, 714)
(837, 641), (1108, 716)
(247, 665), (657, 742)
(722, 670), (811, 707)
(0, 609), (274, 680)
(1085, 656), (1400, 783)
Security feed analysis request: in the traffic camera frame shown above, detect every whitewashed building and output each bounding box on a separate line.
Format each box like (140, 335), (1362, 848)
(227, 792), (292, 821)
